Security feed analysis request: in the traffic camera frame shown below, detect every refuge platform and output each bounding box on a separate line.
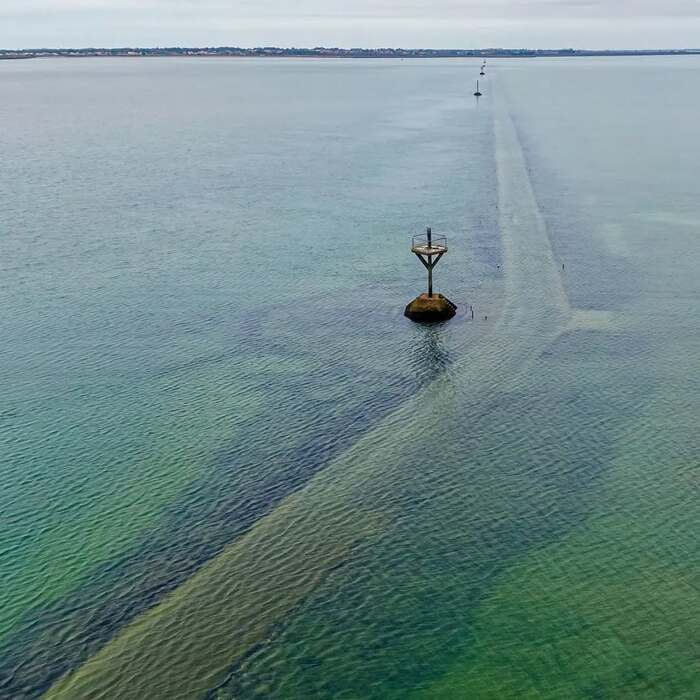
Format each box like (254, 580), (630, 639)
(411, 233), (448, 257)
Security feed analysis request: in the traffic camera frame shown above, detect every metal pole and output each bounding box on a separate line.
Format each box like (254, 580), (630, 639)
(427, 227), (432, 297)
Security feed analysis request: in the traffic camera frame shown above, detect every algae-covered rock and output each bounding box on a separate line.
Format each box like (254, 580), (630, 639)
(404, 293), (457, 322)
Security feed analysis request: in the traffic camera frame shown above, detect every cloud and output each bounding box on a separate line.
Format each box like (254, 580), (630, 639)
(4, 0), (700, 18)
(2, 0), (700, 48)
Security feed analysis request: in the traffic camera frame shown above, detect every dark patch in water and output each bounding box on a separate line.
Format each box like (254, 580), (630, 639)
(0, 294), (458, 699)
(208, 332), (658, 699)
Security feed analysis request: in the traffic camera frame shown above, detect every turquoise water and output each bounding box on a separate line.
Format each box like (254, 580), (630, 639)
(2, 56), (700, 699)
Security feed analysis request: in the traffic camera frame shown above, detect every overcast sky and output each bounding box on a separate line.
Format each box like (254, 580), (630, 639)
(3, 0), (700, 50)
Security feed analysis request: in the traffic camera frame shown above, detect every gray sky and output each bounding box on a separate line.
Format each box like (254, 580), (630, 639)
(3, 0), (700, 50)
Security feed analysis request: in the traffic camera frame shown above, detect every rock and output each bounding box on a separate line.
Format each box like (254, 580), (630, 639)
(404, 293), (457, 322)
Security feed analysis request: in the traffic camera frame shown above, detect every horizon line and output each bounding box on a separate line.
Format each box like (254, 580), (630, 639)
(3, 45), (700, 53)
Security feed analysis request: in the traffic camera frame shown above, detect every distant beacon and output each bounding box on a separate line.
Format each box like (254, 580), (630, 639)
(404, 227), (457, 322)
(474, 80), (482, 97)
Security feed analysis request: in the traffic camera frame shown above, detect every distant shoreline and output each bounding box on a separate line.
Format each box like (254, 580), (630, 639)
(2, 47), (700, 60)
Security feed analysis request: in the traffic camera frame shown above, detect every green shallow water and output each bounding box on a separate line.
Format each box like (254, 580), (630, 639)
(2, 56), (700, 699)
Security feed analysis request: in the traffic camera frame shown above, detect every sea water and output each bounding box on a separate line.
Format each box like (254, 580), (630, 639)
(2, 55), (700, 699)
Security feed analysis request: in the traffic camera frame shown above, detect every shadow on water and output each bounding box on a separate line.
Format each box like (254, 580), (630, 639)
(411, 323), (452, 379)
